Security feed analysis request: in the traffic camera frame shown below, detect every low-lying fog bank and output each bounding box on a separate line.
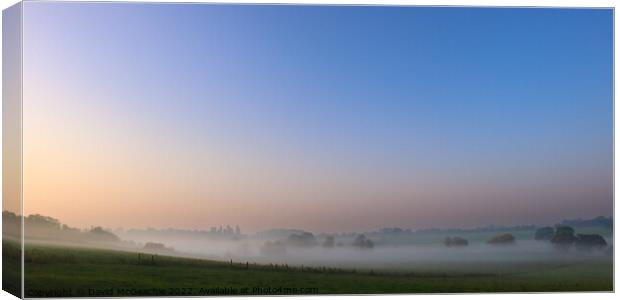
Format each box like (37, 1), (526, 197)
(113, 234), (612, 273)
(9, 211), (612, 273)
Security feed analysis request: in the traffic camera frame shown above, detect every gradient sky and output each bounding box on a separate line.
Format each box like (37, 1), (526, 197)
(21, 3), (613, 232)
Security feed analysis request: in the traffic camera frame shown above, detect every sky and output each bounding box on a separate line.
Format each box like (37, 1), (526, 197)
(3, 3), (22, 216)
(20, 3), (613, 232)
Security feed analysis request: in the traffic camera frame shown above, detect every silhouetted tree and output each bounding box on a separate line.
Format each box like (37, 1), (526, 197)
(260, 240), (287, 255)
(143, 242), (174, 253)
(322, 235), (335, 248)
(444, 236), (469, 247)
(26, 214), (61, 229)
(87, 226), (121, 243)
(487, 233), (515, 245)
(551, 226), (576, 249)
(559, 216), (612, 230)
(286, 232), (318, 247)
(225, 225), (233, 235)
(352, 234), (374, 249)
(575, 234), (607, 251)
(534, 226), (555, 241)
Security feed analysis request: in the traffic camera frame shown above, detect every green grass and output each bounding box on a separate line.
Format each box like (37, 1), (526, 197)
(2, 239), (22, 297)
(5, 240), (612, 297)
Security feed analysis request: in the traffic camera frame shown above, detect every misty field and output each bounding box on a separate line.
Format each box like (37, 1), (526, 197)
(6, 240), (612, 297)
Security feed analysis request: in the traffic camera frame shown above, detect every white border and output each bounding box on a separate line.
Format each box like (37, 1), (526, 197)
(0, 1), (616, 300)
(0, 0), (615, 7)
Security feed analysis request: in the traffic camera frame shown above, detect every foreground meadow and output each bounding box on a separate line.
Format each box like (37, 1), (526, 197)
(4, 240), (612, 297)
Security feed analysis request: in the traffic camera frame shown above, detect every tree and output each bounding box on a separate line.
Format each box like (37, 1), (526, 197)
(352, 234), (374, 249)
(322, 235), (335, 248)
(444, 236), (468, 247)
(143, 242), (174, 253)
(87, 226), (121, 243)
(260, 240), (287, 255)
(26, 214), (61, 229)
(551, 226), (576, 249)
(575, 234), (607, 251)
(487, 233), (515, 245)
(286, 232), (318, 247)
(534, 226), (554, 241)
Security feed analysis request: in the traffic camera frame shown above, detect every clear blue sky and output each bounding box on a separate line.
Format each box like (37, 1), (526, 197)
(23, 3), (613, 231)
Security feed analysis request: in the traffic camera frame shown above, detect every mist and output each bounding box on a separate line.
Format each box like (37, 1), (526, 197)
(11, 211), (611, 275)
(114, 229), (612, 274)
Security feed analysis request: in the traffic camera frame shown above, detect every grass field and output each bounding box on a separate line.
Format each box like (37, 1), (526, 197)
(3, 240), (613, 297)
